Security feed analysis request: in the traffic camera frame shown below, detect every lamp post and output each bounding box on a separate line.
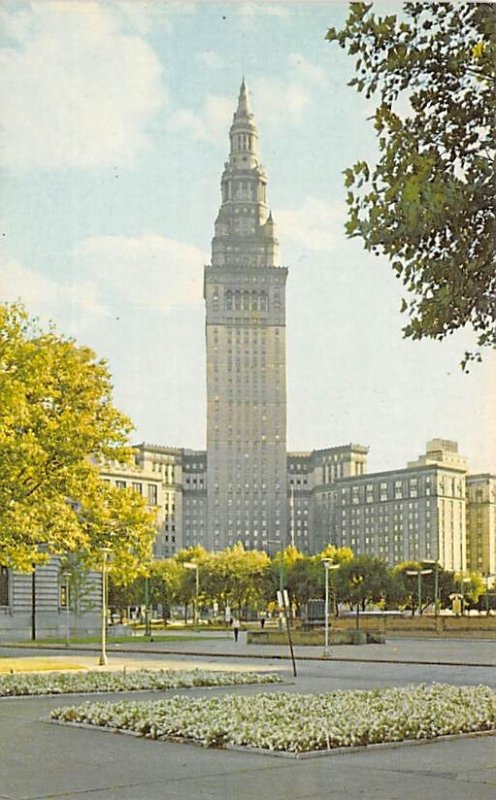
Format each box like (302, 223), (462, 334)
(267, 538), (285, 630)
(99, 548), (112, 667)
(485, 573), (495, 616)
(406, 568), (432, 616)
(62, 571), (71, 648)
(322, 559), (340, 657)
(184, 562), (199, 627)
(144, 574), (151, 638)
(422, 559), (440, 616)
(458, 574), (471, 616)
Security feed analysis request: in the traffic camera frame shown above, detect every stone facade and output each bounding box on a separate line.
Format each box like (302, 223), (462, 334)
(0, 558), (101, 642)
(204, 82), (288, 551)
(330, 440), (468, 571)
(466, 474), (496, 576)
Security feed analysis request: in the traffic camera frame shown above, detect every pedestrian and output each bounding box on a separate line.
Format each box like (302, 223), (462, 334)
(260, 615), (265, 630)
(233, 617), (240, 642)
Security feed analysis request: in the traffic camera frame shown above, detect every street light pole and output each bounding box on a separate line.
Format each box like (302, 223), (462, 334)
(485, 573), (495, 616)
(267, 538), (285, 630)
(144, 574), (151, 637)
(422, 559), (439, 616)
(99, 548), (112, 667)
(63, 571), (71, 648)
(322, 560), (339, 658)
(406, 568), (432, 616)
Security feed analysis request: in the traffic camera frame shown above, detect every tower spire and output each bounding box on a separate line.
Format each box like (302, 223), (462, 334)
(236, 78), (250, 117)
(210, 81), (280, 269)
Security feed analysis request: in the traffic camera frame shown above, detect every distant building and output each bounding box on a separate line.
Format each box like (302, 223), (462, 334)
(330, 440), (468, 571)
(204, 80), (288, 552)
(287, 445), (369, 554)
(466, 474), (496, 576)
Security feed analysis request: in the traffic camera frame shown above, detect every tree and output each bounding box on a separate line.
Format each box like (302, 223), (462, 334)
(337, 555), (394, 626)
(0, 303), (156, 573)
(327, 3), (495, 366)
(148, 559), (183, 627)
(207, 544), (270, 617)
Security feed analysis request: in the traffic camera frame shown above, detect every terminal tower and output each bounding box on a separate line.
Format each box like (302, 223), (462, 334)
(204, 81), (288, 551)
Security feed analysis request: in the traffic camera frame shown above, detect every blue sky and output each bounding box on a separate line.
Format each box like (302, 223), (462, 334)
(1, 0), (494, 474)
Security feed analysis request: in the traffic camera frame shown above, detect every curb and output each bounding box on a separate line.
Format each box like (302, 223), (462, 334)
(0, 642), (494, 669)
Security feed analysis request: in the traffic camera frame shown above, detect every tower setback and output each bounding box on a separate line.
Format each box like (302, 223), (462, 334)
(204, 81), (288, 551)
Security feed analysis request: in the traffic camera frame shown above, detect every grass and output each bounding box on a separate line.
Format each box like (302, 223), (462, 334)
(0, 658), (87, 673)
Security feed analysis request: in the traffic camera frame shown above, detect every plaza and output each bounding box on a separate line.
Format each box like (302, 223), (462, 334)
(1, 635), (495, 799)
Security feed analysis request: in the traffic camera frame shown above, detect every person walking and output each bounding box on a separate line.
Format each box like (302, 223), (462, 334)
(233, 617), (240, 642)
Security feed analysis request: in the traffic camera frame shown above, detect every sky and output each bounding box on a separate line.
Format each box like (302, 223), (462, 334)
(1, 0), (494, 475)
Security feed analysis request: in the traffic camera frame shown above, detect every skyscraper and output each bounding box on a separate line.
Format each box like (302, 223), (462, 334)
(204, 81), (288, 551)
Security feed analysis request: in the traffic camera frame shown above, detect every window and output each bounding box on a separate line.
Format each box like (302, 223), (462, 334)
(0, 567), (9, 606)
(116, 480), (126, 490)
(131, 482), (142, 494)
(147, 484), (158, 505)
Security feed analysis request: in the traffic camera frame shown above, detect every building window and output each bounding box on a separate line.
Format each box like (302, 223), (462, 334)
(116, 480), (126, 490)
(132, 482), (142, 494)
(147, 484), (158, 505)
(0, 567), (9, 606)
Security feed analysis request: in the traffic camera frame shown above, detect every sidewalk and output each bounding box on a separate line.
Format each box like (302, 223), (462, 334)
(1, 643), (495, 800)
(2, 632), (495, 667)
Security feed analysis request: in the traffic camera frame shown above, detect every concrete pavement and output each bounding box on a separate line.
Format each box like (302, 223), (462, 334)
(1, 637), (496, 799)
(3, 630), (495, 666)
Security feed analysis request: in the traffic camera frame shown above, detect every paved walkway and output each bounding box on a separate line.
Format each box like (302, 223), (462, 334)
(1, 642), (495, 800)
(3, 631), (494, 666)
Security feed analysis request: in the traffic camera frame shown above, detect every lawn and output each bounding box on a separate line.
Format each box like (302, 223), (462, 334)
(0, 658), (88, 674)
(51, 684), (496, 753)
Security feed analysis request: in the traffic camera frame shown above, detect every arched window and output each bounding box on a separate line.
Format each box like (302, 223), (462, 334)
(251, 291), (259, 310)
(260, 291), (268, 311)
(225, 290), (233, 310)
(0, 567), (9, 606)
(242, 291), (250, 310)
(234, 291), (241, 310)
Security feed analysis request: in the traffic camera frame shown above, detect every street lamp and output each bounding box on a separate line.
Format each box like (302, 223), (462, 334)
(322, 559), (339, 657)
(422, 559), (440, 616)
(99, 548), (112, 666)
(406, 568), (432, 616)
(267, 538), (285, 630)
(457, 574), (471, 616)
(62, 570), (71, 648)
(184, 562), (199, 627)
(144, 574), (151, 638)
(484, 573), (496, 616)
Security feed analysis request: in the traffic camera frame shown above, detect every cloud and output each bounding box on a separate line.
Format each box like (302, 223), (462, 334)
(196, 51), (224, 70)
(77, 234), (207, 311)
(0, 254), (106, 333)
(238, 3), (290, 18)
(168, 94), (232, 144)
(289, 53), (326, 86)
(251, 77), (311, 126)
(276, 197), (345, 252)
(0, 2), (165, 169)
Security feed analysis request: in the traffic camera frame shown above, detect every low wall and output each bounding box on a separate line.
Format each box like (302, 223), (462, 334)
(330, 616), (496, 639)
(247, 630), (370, 646)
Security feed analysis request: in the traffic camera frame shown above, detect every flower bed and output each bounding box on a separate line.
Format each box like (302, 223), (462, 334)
(0, 669), (281, 697)
(50, 683), (496, 753)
